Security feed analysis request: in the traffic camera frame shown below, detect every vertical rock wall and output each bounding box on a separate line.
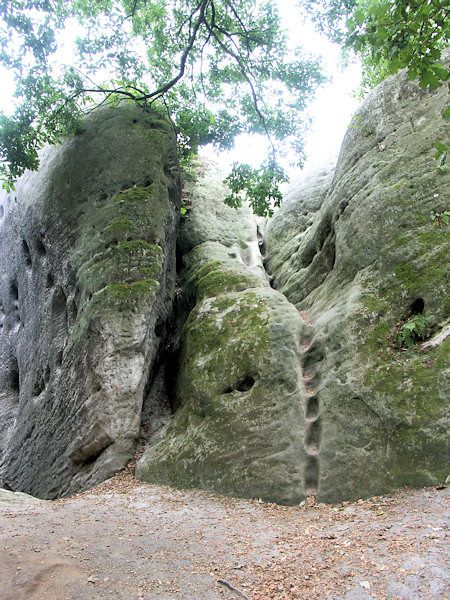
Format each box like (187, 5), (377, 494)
(266, 64), (449, 502)
(0, 104), (181, 498)
(136, 161), (310, 505)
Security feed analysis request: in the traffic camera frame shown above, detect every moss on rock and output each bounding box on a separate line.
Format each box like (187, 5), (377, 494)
(136, 288), (306, 505)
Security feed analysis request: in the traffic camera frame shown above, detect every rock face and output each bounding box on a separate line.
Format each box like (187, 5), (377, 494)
(266, 65), (449, 501)
(136, 162), (310, 505)
(0, 104), (181, 498)
(1, 64), (448, 505)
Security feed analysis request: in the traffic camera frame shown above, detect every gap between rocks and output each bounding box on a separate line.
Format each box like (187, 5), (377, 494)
(136, 202), (326, 501)
(259, 223), (324, 498)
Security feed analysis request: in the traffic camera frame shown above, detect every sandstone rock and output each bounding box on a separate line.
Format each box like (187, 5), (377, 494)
(265, 64), (450, 502)
(137, 287), (308, 504)
(0, 487), (42, 504)
(136, 162), (309, 504)
(265, 156), (336, 281)
(0, 104), (180, 498)
(177, 160), (260, 257)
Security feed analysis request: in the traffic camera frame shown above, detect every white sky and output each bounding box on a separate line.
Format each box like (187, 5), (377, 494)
(212, 0), (361, 173)
(0, 1), (361, 174)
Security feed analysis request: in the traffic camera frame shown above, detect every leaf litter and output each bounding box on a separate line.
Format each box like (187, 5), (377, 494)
(0, 466), (448, 600)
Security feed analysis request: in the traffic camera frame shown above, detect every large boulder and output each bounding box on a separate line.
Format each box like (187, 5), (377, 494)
(0, 104), (181, 498)
(136, 161), (310, 505)
(265, 63), (449, 501)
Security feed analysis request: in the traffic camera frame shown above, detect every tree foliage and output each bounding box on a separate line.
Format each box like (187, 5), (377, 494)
(224, 160), (287, 216)
(300, 0), (449, 95)
(1, 2), (448, 215)
(0, 0), (325, 214)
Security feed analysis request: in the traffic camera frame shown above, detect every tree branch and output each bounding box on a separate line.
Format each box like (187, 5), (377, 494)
(205, 21), (276, 159)
(138, 0), (210, 103)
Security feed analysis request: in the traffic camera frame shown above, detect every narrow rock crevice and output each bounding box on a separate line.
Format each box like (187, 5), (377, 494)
(259, 220), (324, 499)
(300, 337), (324, 496)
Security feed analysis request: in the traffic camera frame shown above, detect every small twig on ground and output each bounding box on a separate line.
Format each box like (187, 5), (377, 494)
(217, 578), (251, 600)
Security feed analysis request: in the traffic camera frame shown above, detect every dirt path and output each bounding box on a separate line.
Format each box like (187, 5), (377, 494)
(1, 472), (448, 600)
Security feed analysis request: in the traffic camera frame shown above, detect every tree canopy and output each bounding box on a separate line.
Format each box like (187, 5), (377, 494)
(0, 1), (448, 215)
(301, 0), (449, 95)
(0, 0), (326, 214)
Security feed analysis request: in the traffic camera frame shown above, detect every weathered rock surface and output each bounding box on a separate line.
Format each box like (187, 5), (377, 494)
(266, 63), (449, 501)
(0, 104), (181, 498)
(136, 161), (310, 505)
(1, 63), (448, 506)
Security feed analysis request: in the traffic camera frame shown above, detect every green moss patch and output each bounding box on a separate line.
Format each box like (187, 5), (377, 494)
(107, 278), (157, 300)
(112, 183), (155, 205)
(109, 217), (132, 232)
(393, 235), (409, 247)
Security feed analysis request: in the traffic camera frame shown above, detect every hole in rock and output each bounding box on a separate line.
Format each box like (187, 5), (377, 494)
(81, 447), (107, 466)
(305, 418), (322, 453)
(132, 118), (138, 123)
(224, 375), (255, 394)
(304, 456), (319, 493)
(410, 298), (425, 315)
(322, 234), (336, 272)
(52, 286), (68, 316)
(303, 369), (321, 391)
(0, 299), (4, 330)
(36, 237), (47, 256)
(51, 286), (69, 342)
(54, 350), (63, 367)
(99, 192), (108, 202)
(10, 281), (19, 301)
(0, 205), (4, 218)
(301, 326), (314, 348)
(143, 178), (153, 187)
(22, 239), (32, 267)
(73, 437), (113, 466)
(10, 362), (20, 393)
(46, 273), (54, 288)
(73, 286), (81, 310)
(306, 395), (319, 420)
(302, 342), (325, 376)
(33, 377), (45, 397)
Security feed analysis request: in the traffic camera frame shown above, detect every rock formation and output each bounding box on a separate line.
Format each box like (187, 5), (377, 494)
(136, 162), (309, 505)
(0, 104), (181, 498)
(0, 62), (448, 504)
(265, 63), (449, 502)
(137, 64), (449, 503)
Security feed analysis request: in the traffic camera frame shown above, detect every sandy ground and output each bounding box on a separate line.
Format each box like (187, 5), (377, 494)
(0, 471), (448, 600)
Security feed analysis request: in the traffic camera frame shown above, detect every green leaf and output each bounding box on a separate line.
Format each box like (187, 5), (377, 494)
(435, 142), (447, 152)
